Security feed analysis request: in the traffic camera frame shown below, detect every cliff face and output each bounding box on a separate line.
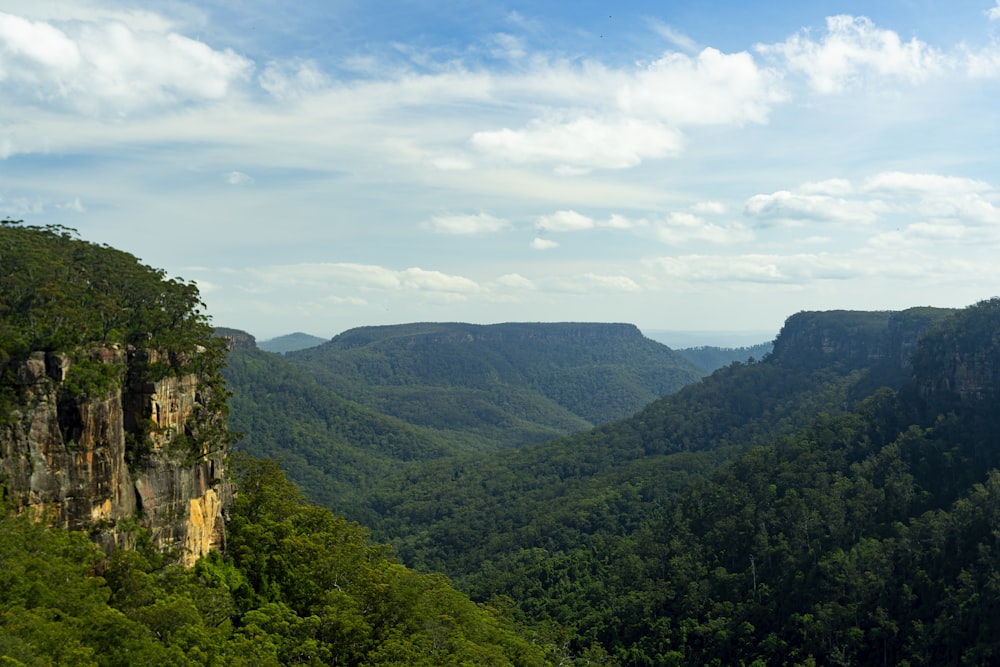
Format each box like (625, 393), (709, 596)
(771, 307), (956, 373)
(0, 346), (231, 566)
(911, 299), (1000, 402)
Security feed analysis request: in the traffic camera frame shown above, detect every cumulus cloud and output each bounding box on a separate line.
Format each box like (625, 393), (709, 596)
(225, 171), (254, 185)
(654, 212), (754, 244)
(990, 2), (1000, 20)
(744, 188), (883, 226)
(470, 42), (784, 172)
(618, 47), (785, 125)
(536, 210), (650, 233)
(0, 11), (252, 115)
(471, 115), (683, 172)
(862, 171), (992, 195)
(554, 273), (641, 292)
(691, 201), (728, 215)
(253, 263), (481, 295)
(648, 253), (857, 283)
(536, 210), (596, 232)
(757, 15), (944, 93)
(495, 273), (535, 288)
(425, 212), (510, 234)
(861, 171), (1000, 226)
(530, 237), (559, 250)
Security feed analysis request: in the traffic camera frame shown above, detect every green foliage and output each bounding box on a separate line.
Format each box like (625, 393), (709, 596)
(0, 221), (230, 438)
(0, 460), (557, 665)
(0, 220), (215, 361)
(675, 341), (774, 374)
(285, 321), (704, 443)
(344, 301), (1000, 664)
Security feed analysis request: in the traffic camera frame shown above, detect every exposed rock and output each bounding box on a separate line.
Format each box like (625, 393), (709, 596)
(771, 307), (956, 373)
(0, 346), (232, 566)
(214, 327), (257, 352)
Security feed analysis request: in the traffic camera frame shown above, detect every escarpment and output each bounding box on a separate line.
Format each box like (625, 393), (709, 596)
(0, 220), (232, 565)
(1, 345), (231, 567)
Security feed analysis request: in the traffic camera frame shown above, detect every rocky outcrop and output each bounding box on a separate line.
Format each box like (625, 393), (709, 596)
(214, 327), (257, 352)
(0, 346), (231, 566)
(912, 299), (1000, 402)
(771, 307), (956, 373)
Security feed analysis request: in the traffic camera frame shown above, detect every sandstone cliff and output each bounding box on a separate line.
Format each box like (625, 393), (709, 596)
(0, 345), (231, 566)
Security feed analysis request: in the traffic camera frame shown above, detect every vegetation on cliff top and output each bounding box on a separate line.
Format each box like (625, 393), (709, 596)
(0, 220), (217, 362)
(0, 458), (559, 666)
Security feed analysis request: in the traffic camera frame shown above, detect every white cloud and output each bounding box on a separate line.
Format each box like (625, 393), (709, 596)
(536, 210), (651, 233)
(471, 115), (683, 172)
(757, 15), (945, 93)
(536, 210), (595, 232)
(259, 59), (329, 100)
(618, 47), (785, 125)
(530, 237), (559, 250)
(57, 196), (85, 212)
(798, 178), (853, 196)
(425, 212), (510, 234)
(0, 11), (252, 116)
(399, 267), (481, 293)
(225, 171), (253, 185)
(860, 171), (1000, 226)
(744, 189), (883, 226)
(862, 171), (992, 195)
(648, 253), (857, 283)
(691, 201), (728, 215)
(489, 33), (526, 60)
(648, 20), (699, 53)
(495, 273), (535, 289)
(250, 262), (482, 295)
(555, 273), (641, 293)
(989, 2), (1000, 20)
(654, 212), (754, 244)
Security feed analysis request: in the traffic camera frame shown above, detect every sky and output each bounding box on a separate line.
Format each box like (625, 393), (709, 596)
(3, 1), (1000, 342)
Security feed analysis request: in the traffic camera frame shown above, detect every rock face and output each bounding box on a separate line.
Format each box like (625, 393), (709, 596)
(911, 299), (1000, 402)
(0, 346), (231, 566)
(214, 327), (257, 352)
(771, 308), (956, 373)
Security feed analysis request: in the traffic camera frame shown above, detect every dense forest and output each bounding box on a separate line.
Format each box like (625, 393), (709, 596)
(222, 321), (705, 522)
(0, 222), (560, 666)
(0, 457), (561, 665)
(225, 300), (1000, 664)
(7, 221), (1000, 665)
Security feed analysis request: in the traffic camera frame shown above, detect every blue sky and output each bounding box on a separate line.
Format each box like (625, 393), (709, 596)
(3, 1), (1000, 341)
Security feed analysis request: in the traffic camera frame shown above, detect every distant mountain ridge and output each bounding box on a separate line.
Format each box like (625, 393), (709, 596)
(287, 321), (704, 432)
(258, 331), (327, 354)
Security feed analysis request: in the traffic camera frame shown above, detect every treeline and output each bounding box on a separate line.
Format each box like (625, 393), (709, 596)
(0, 457), (564, 666)
(0, 220), (217, 361)
(352, 303), (1000, 665)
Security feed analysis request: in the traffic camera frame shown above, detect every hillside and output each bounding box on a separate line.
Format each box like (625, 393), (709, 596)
(283, 322), (704, 449)
(222, 344), (479, 520)
(258, 332), (327, 354)
(0, 220), (232, 562)
(354, 304), (989, 664)
(0, 222), (561, 666)
(674, 341), (774, 373)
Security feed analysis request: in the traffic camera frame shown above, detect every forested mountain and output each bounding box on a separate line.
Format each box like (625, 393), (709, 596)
(258, 332), (327, 354)
(345, 304), (1000, 665)
(223, 322), (704, 523)
(223, 345), (476, 520)
(13, 221), (1000, 665)
(674, 341), (774, 373)
(285, 322), (703, 446)
(0, 222), (560, 666)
